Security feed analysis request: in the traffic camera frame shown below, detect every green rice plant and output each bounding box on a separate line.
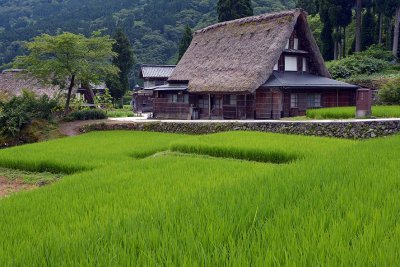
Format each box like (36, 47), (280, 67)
(306, 105), (400, 119)
(107, 109), (136, 118)
(0, 131), (399, 265)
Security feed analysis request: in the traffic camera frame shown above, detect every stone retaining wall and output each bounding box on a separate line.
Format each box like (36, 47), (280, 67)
(80, 120), (400, 139)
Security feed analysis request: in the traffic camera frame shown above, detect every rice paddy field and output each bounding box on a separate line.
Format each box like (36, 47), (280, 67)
(306, 105), (400, 119)
(0, 131), (400, 265)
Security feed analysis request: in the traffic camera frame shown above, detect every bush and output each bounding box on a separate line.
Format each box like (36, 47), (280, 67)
(378, 78), (400, 105)
(362, 44), (396, 62)
(0, 91), (58, 138)
(328, 55), (389, 79)
(64, 109), (108, 121)
(327, 45), (395, 80)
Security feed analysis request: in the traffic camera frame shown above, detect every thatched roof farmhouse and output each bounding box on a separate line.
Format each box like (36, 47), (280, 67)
(0, 69), (60, 98)
(150, 9), (359, 120)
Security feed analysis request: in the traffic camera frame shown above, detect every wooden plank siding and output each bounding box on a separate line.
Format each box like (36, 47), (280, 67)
(153, 97), (190, 119)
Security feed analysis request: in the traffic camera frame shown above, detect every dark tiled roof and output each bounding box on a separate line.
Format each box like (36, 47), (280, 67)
(140, 65), (176, 79)
(263, 71), (359, 89)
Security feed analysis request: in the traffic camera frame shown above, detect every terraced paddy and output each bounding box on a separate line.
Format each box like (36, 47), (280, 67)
(0, 131), (399, 265)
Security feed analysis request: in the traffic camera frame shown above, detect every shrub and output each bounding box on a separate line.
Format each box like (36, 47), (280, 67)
(362, 44), (396, 62)
(378, 78), (400, 105)
(64, 109), (108, 121)
(328, 55), (389, 79)
(0, 91), (58, 138)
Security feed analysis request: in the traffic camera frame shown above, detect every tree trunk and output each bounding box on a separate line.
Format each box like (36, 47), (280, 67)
(386, 17), (392, 51)
(379, 13), (383, 44)
(342, 27), (346, 58)
(393, 7), (400, 58)
(64, 74), (76, 116)
(355, 0), (362, 52)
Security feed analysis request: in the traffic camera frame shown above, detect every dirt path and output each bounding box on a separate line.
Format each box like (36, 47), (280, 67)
(59, 120), (108, 136)
(0, 177), (36, 198)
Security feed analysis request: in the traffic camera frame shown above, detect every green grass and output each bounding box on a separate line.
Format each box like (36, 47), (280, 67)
(107, 109), (137, 118)
(0, 167), (62, 184)
(306, 105), (400, 119)
(0, 131), (400, 265)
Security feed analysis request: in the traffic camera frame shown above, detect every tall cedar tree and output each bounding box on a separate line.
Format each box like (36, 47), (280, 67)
(319, 1), (334, 60)
(296, 0), (318, 15)
(355, 0), (362, 52)
(177, 26), (193, 63)
(362, 8), (376, 50)
(107, 29), (134, 102)
(13, 32), (117, 115)
(217, 0), (253, 22)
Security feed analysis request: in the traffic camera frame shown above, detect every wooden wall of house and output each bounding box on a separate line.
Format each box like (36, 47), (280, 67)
(281, 89), (357, 118)
(153, 93), (191, 119)
(134, 95), (153, 113)
(255, 90), (283, 119)
(322, 90), (356, 108)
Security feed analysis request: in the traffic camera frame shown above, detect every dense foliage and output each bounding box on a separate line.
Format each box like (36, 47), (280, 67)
(217, 0), (254, 22)
(64, 109), (108, 122)
(177, 26), (193, 62)
(0, 0), (296, 83)
(0, 91), (58, 138)
(327, 45), (393, 79)
(378, 78), (400, 104)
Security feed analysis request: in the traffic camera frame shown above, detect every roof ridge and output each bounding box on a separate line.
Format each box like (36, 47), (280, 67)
(141, 64), (176, 68)
(195, 9), (304, 35)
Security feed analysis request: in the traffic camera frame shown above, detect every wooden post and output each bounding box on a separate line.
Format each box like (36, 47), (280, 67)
(244, 94), (247, 119)
(336, 89), (339, 107)
(236, 95), (238, 119)
(208, 94), (211, 120)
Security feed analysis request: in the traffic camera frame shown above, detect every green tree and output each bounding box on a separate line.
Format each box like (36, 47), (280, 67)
(320, 19), (335, 60)
(177, 25), (193, 62)
(362, 8), (376, 50)
(217, 0), (254, 23)
(14, 32), (118, 115)
(107, 29), (135, 104)
(319, 1), (335, 60)
(296, 0), (318, 15)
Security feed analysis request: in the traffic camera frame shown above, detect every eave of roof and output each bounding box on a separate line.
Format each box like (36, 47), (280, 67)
(153, 84), (188, 91)
(262, 71), (359, 89)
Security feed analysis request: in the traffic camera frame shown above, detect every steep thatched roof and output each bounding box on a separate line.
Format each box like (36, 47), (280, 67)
(0, 70), (59, 97)
(169, 9), (330, 93)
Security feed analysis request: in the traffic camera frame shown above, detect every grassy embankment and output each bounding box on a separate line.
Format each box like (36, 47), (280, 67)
(0, 131), (399, 265)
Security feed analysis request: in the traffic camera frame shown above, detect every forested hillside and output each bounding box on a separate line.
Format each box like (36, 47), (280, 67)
(0, 0), (295, 76)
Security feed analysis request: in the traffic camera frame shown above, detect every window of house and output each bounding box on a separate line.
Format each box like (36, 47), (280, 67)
(290, 94), (298, 108)
(198, 97), (209, 109)
(285, 56), (298, 71)
(307, 94), (321, 108)
(303, 57), (308, 72)
(278, 55), (285, 72)
(224, 95), (237, 105)
(294, 38), (299, 50)
(184, 94), (189, 104)
(172, 94), (178, 103)
(297, 56), (303, 72)
(212, 97), (222, 109)
(155, 80), (165, 86)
